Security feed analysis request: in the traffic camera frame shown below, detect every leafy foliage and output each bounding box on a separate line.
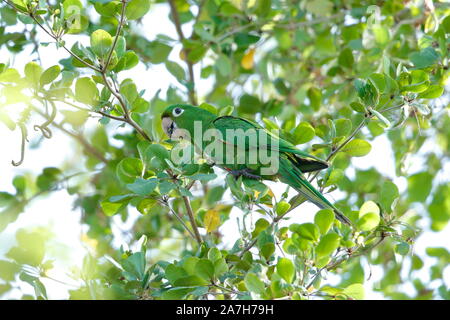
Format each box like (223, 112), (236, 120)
(0, 0), (449, 300)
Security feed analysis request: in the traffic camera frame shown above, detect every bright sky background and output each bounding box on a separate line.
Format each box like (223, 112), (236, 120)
(0, 3), (449, 300)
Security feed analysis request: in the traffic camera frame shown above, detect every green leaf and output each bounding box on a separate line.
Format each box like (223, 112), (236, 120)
(244, 272), (265, 295)
(144, 144), (170, 169)
(350, 101), (366, 113)
(182, 257), (200, 275)
(207, 248), (222, 262)
(94, 1), (120, 18)
(316, 233), (340, 258)
(343, 283), (364, 300)
(147, 40), (172, 64)
(40, 65), (61, 86)
(0, 68), (21, 83)
(334, 118), (352, 137)
(276, 258), (295, 284)
(305, 0), (333, 16)
(196, 259), (214, 280)
(63, 0), (83, 17)
(125, 0), (151, 20)
(289, 223), (320, 242)
(380, 181), (399, 213)
(173, 275), (208, 287)
(357, 201), (380, 231)
(293, 121), (315, 144)
(187, 173), (217, 181)
(314, 209), (334, 234)
(273, 78), (290, 96)
(126, 178), (157, 196)
(357, 212), (380, 231)
(368, 73), (386, 94)
(216, 54), (232, 76)
(213, 258), (228, 278)
(137, 198), (157, 215)
(121, 252), (146, 280)
(165, 264), (187, 285)
(354, 79), (379, 107)
(75, 77), (98, 105)
(341, 139), (371, 157)
(417, 85), (444, 99)
(115, 51), (140, 72)
(161, 288), (192, 300)
(324, 168), (344, 187)
(100, 200), (123, 216)
(307, 87), (322, 111)
(338, 48), (354, 68)
(275, 201), (291, 216)
(370, 109), (391, 128)
(260, 242), (275, 260)
(114, 36), (126, 58)
(395, 242), (410, 256)
(239, 94), (261, 114)
(116, 158), (143, 183)
(219, 105), (234, 116)
(119, 78), (138, 103)
(402, 70), (430, 93)
(165, 61), (185, 82)
(131, 97), (150, 113)
(36, 167), (62, 191)
(372, 25), (389, 46)
(409, 47), (440, 68)
(90, 29), (113, 57)
(204, 209), (220, 233)
(63, 0), (88, 33)
(359, 200), (380, 216)
(24, 62), (42, 87)
(408, 172), (433, 202)
(0, 260), (20, 281)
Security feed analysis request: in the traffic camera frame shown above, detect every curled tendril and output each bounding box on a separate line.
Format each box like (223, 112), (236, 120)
(33, 100), (56, 139)
(33, 124), (52, 138)
(12, 123), (28, 167)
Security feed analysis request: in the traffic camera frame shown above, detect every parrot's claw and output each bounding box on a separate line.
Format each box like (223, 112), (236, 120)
(230, 168), (261, 180)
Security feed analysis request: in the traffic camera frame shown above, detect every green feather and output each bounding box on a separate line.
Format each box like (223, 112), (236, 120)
(161, 104), (351, 225)
(278, 156), (351, 225)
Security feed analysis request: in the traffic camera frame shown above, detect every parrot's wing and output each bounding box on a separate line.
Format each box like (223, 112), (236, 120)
(211, 116), (328, 173)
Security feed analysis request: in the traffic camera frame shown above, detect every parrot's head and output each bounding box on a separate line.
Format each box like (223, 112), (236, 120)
(161, 104), (215, 139)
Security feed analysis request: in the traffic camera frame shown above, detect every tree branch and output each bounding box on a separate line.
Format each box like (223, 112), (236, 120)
(103, 0), (128, 72)
(2, 0), (102, 72)
(160, 198), (198, 242)
(182, 195), (203, 244)
(168, 0), (197, 105)
(100, 73), (151, 141)
(305, 235), (387, 291)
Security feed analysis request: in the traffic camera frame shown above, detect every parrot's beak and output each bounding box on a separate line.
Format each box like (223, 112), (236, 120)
(162, 117), (176, 138)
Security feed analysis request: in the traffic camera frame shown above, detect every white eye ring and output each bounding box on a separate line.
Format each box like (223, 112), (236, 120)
(173, 107), (184, 117)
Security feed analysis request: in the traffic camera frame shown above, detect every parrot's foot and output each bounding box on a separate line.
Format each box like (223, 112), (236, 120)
(230, 168), (261, 180)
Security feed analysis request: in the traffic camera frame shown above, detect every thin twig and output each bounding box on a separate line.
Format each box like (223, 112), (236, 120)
(168, 0), (197, 105)
(32, 106), (109, 163)
(161, 199), (198, 242)
(305, 235), (386, 291)
(11, 124), (27, 166)
(103, 0), (128, 72)
(100, 73), (151, 140)
(182, 195), (203, 244)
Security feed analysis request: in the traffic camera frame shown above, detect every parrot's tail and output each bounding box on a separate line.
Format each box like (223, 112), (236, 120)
(278, 158), (352, 226)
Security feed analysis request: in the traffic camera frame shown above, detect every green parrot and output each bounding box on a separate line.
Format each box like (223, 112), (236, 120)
(161, 104), (351, 225)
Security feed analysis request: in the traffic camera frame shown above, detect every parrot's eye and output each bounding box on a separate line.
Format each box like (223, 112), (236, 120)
(173, 107), (184, 117)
